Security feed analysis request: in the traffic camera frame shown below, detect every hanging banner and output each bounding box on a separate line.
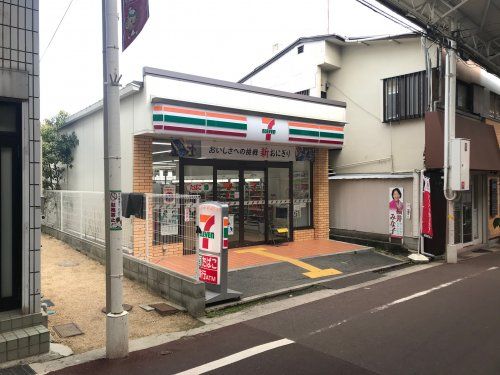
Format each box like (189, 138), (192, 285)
(389, 187), (404, 238)
(421, 176), (433, 239)
(121, 0), (149, 51)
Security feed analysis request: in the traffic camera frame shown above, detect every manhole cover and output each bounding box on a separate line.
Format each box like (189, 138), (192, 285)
(57, 260), (80, 267)
(149, 303), (178, 316)
(101, 304), (133, 314)
(471, 248), (491, 253)
(53, 323), (84, 338)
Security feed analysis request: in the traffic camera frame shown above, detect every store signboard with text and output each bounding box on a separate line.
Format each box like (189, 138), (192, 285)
(201, 140), (295, 161)
(152, 104), (344, 148)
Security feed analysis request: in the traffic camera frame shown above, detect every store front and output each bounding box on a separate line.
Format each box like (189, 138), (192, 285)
(151, 138), (316, 249)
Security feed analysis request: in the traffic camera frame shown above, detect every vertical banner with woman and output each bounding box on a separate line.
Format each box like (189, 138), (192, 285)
(389, 187), (404, 238)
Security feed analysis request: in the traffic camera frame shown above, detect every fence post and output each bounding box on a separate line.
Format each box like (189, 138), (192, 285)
(80, 192), (84, 239)
(145, 194), (150, 262)
(60, 191), (64, 232)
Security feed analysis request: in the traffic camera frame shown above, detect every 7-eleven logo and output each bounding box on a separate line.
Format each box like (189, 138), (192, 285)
(262, 118), (276, 141)
(200, 214), (215, 250)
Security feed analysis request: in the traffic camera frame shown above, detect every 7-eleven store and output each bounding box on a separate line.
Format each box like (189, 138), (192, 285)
(63, 67), (347, 259)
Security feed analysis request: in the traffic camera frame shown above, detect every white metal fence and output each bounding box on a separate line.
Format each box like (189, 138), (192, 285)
(42, 190), (134, 252)
(143, 193), (200, 260)
(41, 190), (200, 259)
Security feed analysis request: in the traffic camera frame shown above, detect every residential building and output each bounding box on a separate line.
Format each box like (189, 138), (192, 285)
(59, 68), (346, 258)
(240, 33), (500, 256)
(0, 0), (49, 363)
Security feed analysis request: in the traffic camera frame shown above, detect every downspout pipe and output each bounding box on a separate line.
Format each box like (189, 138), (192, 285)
(443, 37), (457, 202)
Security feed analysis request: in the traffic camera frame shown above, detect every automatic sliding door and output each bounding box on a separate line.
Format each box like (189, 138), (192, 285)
(243, 170), (265, 245)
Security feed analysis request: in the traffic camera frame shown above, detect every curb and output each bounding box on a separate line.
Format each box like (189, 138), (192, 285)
(206, 259), (410, 313)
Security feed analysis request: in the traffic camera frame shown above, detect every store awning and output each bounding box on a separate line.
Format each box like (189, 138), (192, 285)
(425, 111), (500, 170)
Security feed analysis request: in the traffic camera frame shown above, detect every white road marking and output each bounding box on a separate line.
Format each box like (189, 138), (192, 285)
(174, 338), (294, 375)
(371, 278), (463, 312)
(307, 266), (499, 338)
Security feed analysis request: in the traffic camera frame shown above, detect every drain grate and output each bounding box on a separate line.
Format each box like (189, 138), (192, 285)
(53, 323), (84, 338)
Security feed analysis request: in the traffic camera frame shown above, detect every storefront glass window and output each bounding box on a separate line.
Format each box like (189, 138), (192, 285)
(269, 167), (290, 232)
(152, 141), (179, 194)
(183, 165), (213, 202)
(293, 161), (312, 227)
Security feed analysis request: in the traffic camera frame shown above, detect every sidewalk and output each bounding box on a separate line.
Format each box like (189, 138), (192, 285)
(152, 239), (368, 277)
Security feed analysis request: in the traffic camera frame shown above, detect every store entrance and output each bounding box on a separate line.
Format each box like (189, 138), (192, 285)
(182, 159), (292, 248)
(215, 167), (267, 247)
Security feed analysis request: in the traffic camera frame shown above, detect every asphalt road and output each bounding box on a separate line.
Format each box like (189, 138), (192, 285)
(52, 251), (500, 375)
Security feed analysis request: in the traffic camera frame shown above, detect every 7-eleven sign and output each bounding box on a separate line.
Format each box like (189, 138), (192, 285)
(197, 202), (224, 254)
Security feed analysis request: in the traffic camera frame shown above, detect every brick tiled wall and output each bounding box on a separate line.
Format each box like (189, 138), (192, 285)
(133, 136), (152, 259)
(313, 148), (329, 239)
(295, 148), (329, 241)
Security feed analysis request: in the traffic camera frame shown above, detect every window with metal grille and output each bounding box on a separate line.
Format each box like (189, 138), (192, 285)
(383, 71), (426, 122)
(297, 45), (304, 54)
(295, 89), (310, 96)
(490, 92), (500, 119)
(490, 178), (498, 217)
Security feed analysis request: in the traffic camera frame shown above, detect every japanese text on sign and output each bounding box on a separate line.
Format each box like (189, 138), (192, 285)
(198, 254), (220, 285)
(202, 141), (295, 161)
(110, 191), (122, 231)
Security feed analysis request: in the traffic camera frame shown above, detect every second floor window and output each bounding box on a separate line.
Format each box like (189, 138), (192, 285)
(383, 71), (426, 123)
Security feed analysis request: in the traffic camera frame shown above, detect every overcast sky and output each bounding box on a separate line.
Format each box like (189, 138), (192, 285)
(39, 0), (413, 120)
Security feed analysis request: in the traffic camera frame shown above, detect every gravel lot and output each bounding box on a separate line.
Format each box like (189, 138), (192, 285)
(41, 234), (202, 354)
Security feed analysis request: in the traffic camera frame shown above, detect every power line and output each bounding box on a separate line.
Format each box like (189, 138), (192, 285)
(40, 0), (75, 62)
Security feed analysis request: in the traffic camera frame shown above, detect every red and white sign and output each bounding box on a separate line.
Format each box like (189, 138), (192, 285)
(163, 185), (176, 205)
(421, 176), (433, 239)
(198, 254), (220, 285)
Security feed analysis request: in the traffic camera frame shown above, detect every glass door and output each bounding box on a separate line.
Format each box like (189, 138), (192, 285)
(243, 170), (266, 245)
(268, 167), (291, 236)
(216, 169), (241, 247)
(0, 102), (21, 311)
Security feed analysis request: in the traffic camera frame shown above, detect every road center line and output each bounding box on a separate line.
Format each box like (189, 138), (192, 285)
(174, 338), (294, 375)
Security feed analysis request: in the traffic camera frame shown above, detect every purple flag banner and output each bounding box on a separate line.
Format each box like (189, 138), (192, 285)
(121, 0), (149, 51)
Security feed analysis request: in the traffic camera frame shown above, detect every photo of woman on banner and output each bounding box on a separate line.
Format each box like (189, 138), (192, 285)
(389, 187), (404, 239)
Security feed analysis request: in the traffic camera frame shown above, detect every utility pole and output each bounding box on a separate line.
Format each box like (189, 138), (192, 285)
(444, 20), (458, 264)
(102, 0), (128, 358)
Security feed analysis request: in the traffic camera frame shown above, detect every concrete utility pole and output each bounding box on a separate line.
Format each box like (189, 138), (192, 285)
(443, 21), (458, 264)
(102, 0), (128, 358)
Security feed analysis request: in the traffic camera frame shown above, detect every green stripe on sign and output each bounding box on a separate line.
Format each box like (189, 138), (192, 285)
(207, 119), (247, 131)
(289, 128), (319, 137)
(153, 114), (163, 122)
(320, 132), (344, 139)
(164, 114), (206, 126)
(224, 228), (228, 237)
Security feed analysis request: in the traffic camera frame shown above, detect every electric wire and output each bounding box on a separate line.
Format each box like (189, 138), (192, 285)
(40, 0), (75, 62)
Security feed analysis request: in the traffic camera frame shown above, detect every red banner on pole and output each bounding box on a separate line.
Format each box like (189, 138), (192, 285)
(421, 176), (433, 239)
(121, 0), (149, 51)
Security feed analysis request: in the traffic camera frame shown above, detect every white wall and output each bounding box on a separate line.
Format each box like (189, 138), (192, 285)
(328, 38), (427, 174)
(244, 41), (336, 96)
(62, 94), (139, 192)
(330, 178), (414, 237)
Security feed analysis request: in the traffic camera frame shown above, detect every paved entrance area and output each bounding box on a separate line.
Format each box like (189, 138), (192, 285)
(152, 239), (368, 277)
